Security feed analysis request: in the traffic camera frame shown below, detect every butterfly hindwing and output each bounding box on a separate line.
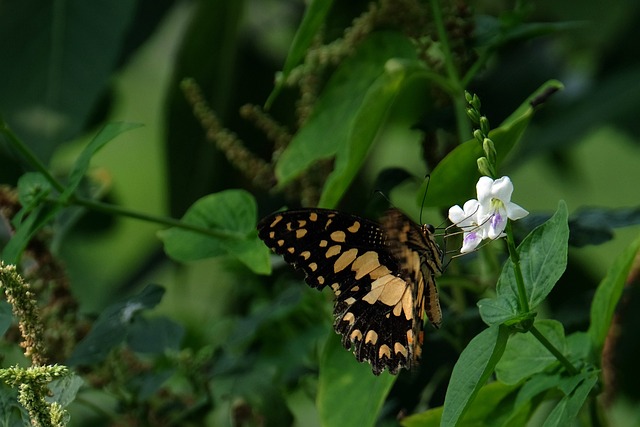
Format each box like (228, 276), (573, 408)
(257, 208), (443, 375)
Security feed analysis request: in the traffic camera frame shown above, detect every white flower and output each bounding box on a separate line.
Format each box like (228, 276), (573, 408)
(448, 176), (528, 253)
(476, 176), (528, 239)
(448, 199), (485, 253)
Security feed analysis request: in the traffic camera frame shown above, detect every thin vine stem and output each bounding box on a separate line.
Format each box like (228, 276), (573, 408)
(529, 325), (579, 376)
(504, 221), (530, 314)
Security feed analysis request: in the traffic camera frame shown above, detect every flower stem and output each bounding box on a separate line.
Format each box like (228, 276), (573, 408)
(529, 325), (579, 376)
(504, 221), (530, 314)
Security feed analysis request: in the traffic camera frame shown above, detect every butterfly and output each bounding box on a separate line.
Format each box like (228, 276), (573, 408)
(257, 208), (443, 375)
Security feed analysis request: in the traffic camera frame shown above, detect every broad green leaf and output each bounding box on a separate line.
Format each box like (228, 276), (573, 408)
(424, 80), (564, 208)
(127, 316), (185, 354)
(67, 284), (165, 366)
(542, 371), (598, 427)
(0, 0), (138, 162)
(401, 382), (518, 427)
(319, 59), (441, 208)
(266, 0), (334, 107)
(496, 320), (566, 385)
(61, 122), (143, 200)
(479, 201), (568, 325)
(566, 331), (591, 361)
(317, 333), (396, 427)
(514, 372), (562, 409)
(0, 383), (29, 426)
(158, 189), (270, 275)
(275, 32), (417, 189)
(441, 324), (509, 427)
(47, 373), (83, 408)
(588, 233), (640, 353)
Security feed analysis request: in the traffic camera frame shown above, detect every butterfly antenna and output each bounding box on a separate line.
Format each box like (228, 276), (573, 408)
(419, 174), (431, 225)
(372, 189), (392, 206)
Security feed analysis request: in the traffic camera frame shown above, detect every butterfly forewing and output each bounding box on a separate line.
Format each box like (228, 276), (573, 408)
(257, 208), (443, 375)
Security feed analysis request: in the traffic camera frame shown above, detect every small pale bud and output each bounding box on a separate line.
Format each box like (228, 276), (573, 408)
(479, 116), (491, 136)
(477, 157), (495, 178)
(466, 108), (480, 124)
(482, 138), (497, 165)
(473, 129), (484, 144)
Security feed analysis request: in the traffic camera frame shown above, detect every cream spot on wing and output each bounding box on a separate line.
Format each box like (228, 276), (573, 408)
(286, 222), (293, 231)
(319, 240), (328, 247)
(297, 220), (307, 227)
(350, 329), (363, 342)
(369, 265), (392, 280)
(333, 248), (358, 273)
(351, 251), (381, 280)
(378, 344), (391, 359)
(394, 342), (408, 358)
(287, 247), (295, 254)
(400, 287), (413, 320)
(330, 230), (346, 242)
(269, 231), (275, 239)
(308, 262), (318, 272)
(378, 277), (408, 307)
(351, 286), (360, 292)
(331, 283), (341, 296)
(325, 245), (341, 258)
(309, 212), (318, 221)
(362, 275), (395, 304)
(344, 297), (357, 305)
(317, 276), (325, 285)
(270, 215), (283, 227)
(300, 251), (311, 260)
(406, 330), (414, 345)
(347, 221), (361, 233)
(296, 229), (307, 238)
(342, 312), (355, 325)
(277, 239), (285, 247)
(365, 330), (378, 344)
(325, 219), (333, 228)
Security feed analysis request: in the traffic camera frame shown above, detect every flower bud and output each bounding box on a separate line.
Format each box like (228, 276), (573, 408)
(466, 108), (480, 124)
(479, 116), (491, 136)
(477, 157), (496, 178)
(473, 129), (484, 144)
(483, 138), (497, 165)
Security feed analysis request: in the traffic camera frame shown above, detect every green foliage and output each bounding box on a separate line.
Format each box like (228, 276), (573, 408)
(0, 1), (638, 426)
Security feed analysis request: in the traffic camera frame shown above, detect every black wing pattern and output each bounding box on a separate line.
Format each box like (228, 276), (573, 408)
(257, 208), (443, 375)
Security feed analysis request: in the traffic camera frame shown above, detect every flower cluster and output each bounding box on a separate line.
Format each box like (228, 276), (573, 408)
(448, 176), (528, 253)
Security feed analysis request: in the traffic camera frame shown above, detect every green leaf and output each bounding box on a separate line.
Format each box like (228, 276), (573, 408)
(266, 0), (335, 107)
(514, 372), (562, 411)
(588, 233), (640, 354)
(317, 333), (396, 427)
(496, 320), (566, 385)
(47, 373), (83, 408)
(16, 172), (52, 212)
(275, 32), (417, 193)
(542, 371), (598, 427)
(0, 0), (139, 161)
(424, 80), (564, 208)
(319, 59), (440, 208)
(67, 284), (166, 366)
(127, 316), (185, 354)
(61, 122), (143, 200)
(479, 201), (568, 325)
(2, 205), (60, 264)
(158, 189), (271, 275)
(441, 324), (510, 427)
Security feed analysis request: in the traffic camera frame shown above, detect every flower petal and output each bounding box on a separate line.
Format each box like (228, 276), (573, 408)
(476, 176), (494, 204)
(491, 176), (514, 201)
(505, 202), (529, 220)
(461, 231), (483, 253)
(448, 205), (465, 223)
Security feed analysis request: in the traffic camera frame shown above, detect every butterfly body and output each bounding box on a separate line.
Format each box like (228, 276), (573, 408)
(257, 208), (443, 375)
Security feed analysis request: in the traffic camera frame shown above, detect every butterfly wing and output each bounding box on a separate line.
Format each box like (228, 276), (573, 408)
(258, 208), (441, 375)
